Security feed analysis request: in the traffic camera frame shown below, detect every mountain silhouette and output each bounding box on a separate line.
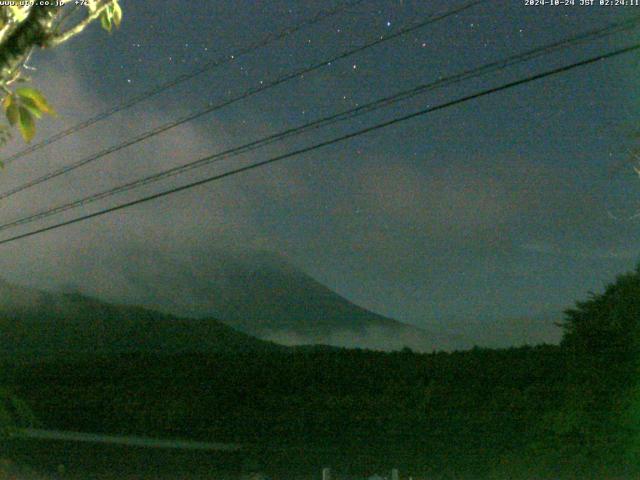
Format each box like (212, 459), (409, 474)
(82, 248), (458, 351)
(0, 278), (278, 358)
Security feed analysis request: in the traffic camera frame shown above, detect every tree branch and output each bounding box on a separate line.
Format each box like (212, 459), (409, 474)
(0, 6), (60, 84)
(0, 6), (32, 46)
(46, 1), (112, 48)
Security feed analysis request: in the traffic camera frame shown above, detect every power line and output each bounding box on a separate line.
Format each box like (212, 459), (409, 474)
(0, 18), (637, 233)
(0, 0), (486, 200)
(1, 0), (367, 166)
(0, 41), (637, 247)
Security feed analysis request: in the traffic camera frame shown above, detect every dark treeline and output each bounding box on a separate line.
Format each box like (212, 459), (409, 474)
(1, 345), (567, 478)
(3, 265), (640, 478)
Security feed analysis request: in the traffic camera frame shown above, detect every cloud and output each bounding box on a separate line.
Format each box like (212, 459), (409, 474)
(0, 33), (632, 349)
(0, 47), (276, 289)
(521, 241), (640, 261)
(357, 161), (515, 230)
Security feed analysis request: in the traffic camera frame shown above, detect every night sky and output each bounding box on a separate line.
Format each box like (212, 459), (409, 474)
(0, 0), (638, 347)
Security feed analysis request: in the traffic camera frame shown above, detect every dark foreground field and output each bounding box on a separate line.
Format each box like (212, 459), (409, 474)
(3, 437), (435, 480)
(0, 344), (632, 480)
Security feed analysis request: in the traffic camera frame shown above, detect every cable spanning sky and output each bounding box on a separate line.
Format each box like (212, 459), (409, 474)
(0, 0), (637, 348)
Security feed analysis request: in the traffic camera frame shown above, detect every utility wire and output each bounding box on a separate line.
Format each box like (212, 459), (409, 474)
(0, 0), (486, 200)
(0, 18), (637, 232)
(0, 41), (637, 246)
(1, 0), (368, 166)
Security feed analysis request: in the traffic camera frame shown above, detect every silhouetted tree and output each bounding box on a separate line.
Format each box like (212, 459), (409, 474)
(561, 263), (640, 361)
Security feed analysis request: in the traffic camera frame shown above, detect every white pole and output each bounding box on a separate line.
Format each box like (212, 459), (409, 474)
(322, 467), (331, 480)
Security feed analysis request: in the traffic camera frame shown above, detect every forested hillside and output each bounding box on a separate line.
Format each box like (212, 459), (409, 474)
(4, 265), (640, 478)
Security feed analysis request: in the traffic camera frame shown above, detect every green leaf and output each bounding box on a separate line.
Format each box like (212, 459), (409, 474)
(112, 1), (122, 28)
(20, 98), (42, 119)
(2, 94), (12, 112)
(15, 87), (55, 116)
(100, 9), (112, 32)
(5, 101), (18, 127)
(17, 107), (35, 143)
(86, 0), (99, 13)
(8, 6), (28, 23)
